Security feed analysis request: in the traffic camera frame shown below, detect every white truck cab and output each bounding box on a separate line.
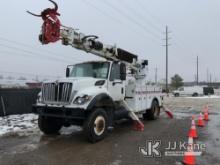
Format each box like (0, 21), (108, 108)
(34, 60), (163, 142)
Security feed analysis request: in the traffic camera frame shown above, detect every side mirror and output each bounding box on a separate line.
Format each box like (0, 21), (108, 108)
(142, 60), (148, 66)
(120, 63), (126, 80)
(66, 67), (70, 77)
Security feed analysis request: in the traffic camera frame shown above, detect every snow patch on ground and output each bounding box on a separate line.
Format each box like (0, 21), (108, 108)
(186, 95), (220, 99)
(0, 114), (82, 137)
(0, 114), (38, 137)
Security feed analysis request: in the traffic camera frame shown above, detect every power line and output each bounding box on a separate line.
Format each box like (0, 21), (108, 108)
(135, 0), (165, 28)
(81, 0), (160, 46)
(100, 0), (161, 43)
(0, 37), (84, 62)
(0, 50), (70, 64)
(0, 43), (71, 63)
(102, 0), (161, 39)
(135, 0), (196, 60)
(119, 0), (162, 32)
(121, 0), (194, 71)
(81, 0), (124, 26)
(135, 0), (197, 58)
(0, 70), (59, 79)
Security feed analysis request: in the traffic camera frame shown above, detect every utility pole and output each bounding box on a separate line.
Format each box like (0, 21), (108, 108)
(155, 67), (158, 84)
(206, 68), (209, 83)
(163, 26), (171, 94)
(196, 56), (199, 85)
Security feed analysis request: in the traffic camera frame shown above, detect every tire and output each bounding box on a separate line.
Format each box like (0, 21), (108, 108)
(143, 100), (160, 120)
(83, 108), (108, 143)
(174, 93), (180, 97)
(38, 115), (63, 135)
(192, 93), (198, 97)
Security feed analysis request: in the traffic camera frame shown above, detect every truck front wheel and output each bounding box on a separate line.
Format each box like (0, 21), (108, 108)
(143, 100), (160, 120)
(38, 115), (63, 135)
(83, 108), (108, 143)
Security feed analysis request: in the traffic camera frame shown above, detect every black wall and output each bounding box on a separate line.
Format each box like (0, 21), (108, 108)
(0, 88), (40, 116)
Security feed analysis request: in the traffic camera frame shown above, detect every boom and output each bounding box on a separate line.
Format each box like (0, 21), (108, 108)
(27, 0), (147, 70)
(60, 27), (138, 65)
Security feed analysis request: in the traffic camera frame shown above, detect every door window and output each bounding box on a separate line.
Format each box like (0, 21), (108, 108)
(110, 63), (120, 81)
(179, 87), (184, 91)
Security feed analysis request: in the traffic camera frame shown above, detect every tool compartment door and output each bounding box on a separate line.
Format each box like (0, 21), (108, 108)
(141, 85), (148, 110)
(125, 85), (142, 112)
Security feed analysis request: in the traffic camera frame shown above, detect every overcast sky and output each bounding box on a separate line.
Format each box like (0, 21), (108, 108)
(0, 0), (219, 82)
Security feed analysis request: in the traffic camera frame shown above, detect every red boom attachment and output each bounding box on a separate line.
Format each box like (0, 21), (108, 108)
(27, 0), (61, 44)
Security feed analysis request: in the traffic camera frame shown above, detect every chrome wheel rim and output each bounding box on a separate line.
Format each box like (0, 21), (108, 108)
(94, 116), (105, 136)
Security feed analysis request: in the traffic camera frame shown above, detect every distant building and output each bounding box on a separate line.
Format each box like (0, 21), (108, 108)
(0, 79), (42, 89)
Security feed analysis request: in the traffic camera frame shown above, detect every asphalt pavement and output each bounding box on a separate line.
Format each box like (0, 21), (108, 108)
(0, 97), (219, 165)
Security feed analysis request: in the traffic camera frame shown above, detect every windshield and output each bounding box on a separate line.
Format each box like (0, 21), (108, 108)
(70, 62), (109, 79)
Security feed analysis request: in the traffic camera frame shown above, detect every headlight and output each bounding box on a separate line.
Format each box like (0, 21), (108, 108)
(73, 95), (92, 105)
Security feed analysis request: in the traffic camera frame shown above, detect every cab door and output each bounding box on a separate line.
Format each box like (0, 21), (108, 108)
(108, 62), (125, 101)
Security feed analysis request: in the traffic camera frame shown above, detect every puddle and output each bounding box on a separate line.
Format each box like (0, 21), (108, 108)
(60, 126), (82, 135)
(196, 107), (220, 164)
(110, 159), (122, 165)
(173, 112), (191, 119)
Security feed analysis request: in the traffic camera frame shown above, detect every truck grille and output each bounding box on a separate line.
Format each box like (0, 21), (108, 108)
(42, 82), (73, 104)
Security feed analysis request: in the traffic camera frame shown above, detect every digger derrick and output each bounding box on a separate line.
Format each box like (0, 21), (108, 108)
(28, 1), (165, 141)
(27, 0), (138, 66)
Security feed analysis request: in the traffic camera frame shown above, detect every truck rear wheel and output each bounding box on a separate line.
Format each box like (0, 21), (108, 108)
(83, 108), (108, 143)
(174, 93), (180, 97)
(192, 93), (198, 97)
(143, 100), (160, 120)
(38, 115), (63, 135)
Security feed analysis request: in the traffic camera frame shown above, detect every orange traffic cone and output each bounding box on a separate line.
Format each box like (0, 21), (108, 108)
(204, 104), (209, 114)
(197, 113), (205, 127)
(203, 111), (209, 121)
(188, 117), (198, 138)
(182, 137), (196, 165)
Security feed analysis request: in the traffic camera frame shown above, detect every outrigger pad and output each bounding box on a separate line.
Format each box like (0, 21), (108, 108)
(133, 120), (144, 132)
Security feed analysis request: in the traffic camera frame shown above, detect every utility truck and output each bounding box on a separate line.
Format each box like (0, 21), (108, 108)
(29, 0), (164, 142)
